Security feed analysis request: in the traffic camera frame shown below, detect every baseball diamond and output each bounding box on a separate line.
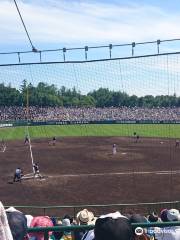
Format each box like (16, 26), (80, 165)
(1, 131), (180, 215)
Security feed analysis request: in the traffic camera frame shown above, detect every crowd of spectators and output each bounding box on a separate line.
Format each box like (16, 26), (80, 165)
(1, 201), (180, 240)
(1, 106), (180, 122)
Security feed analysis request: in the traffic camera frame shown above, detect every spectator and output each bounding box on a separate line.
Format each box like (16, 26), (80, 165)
(75, 209), (96, 240)
(76, 209), (96, 226)
(147, 212), (159, 222)
(52, 218), (63, 240)
(60, 218), (73, 240)
(94, 211), (133, 240)
(6, 208), (27, 240)
(29, 216), (53, 240)
(155, 209), (180, 240)
(160, 209), (168, 222)
(1, 106), (180, 122)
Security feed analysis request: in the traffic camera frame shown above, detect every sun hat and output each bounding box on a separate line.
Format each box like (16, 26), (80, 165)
(76, 209), (96, 225)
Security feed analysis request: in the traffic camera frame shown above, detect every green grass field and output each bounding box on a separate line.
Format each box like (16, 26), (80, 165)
(0, 124), (180, 140)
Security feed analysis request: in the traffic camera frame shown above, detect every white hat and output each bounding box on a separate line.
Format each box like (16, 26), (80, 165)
(100, 211), (127, 220)
(76, 209), (96, 225)
(5, 207), (21, 213)
(167, 209), (180, 221)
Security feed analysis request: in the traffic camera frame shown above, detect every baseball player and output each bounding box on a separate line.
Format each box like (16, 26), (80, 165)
(33, 163), (39, 174)
(1, 139), (6, 151)
(13, 167), (22, 182)
(52, 136), (56, 146)
(175, 139), (180, 147)
(135, 135), (140, 143)
(33, 163), (41, 178)
(112, 143), (117, 155)
(24, 135), (29, 145)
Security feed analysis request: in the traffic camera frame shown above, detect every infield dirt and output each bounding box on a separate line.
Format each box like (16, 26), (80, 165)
(1, 136), (180, 215)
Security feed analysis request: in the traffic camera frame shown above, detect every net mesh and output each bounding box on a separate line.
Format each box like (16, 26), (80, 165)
(1, 52), (180, 205)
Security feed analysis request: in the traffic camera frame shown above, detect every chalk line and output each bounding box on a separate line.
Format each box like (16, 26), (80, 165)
(48, 170), (180, 178)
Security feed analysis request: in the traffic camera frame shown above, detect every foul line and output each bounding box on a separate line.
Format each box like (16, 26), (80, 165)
(26, 126), (35, 174)
(49, 170), (180, 178)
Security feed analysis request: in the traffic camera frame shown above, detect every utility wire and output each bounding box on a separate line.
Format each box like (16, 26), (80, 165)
(13, 0), (37, 52)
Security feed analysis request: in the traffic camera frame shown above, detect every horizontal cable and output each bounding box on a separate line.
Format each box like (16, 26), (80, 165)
(1, 37), (180, 55)
(1, 50), (180, 67)
(4, 200), (180, 209)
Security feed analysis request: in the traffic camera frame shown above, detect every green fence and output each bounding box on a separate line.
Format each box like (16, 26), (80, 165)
(27, 221), (180, 240)
(2, 119), (180, 128)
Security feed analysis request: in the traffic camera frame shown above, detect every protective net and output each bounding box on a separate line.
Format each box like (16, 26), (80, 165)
(1, 52), (180, 207)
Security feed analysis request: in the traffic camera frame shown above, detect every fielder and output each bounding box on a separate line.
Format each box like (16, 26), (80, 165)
(112, 143), (117, 155)
(24, 135), (29, 145)
(52, 136), (56, 146)
(49, 136), (56, 146)
(175, 139), (180, 147)
(135, 135), (140, 143)
(0, 139), (6, 152)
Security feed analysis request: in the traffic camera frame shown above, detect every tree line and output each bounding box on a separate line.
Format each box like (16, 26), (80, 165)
(0, 80), (180, 108)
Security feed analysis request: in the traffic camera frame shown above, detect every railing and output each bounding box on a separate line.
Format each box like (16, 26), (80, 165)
(5, 201), (180, 217)
(27, 221), (180, 240)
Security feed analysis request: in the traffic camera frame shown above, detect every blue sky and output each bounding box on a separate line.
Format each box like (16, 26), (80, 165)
(1, 0), (180, 96)
(1, 0), (180, 52)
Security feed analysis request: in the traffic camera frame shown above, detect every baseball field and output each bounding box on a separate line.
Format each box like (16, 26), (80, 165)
(1, 124), (180, 140)
(1, 123), (180, 215)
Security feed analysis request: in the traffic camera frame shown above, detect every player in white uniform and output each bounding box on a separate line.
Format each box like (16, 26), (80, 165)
(112, 143), (117, 155)
(33, 163), (42, 178)
(0, 139), (6, 152)
(24, 135), (29, 145)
